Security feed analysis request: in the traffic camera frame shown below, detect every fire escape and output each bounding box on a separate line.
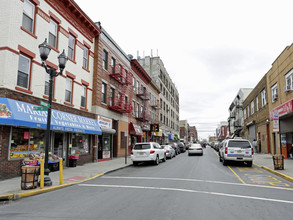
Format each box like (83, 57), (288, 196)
(135, 86), (150, 122)
(150, 98), (160, 124)
(108, 64), (132, 113)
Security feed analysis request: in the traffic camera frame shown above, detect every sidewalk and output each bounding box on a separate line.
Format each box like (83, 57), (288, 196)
(1, 154), (293, 201)
(0, 157), (132, 201)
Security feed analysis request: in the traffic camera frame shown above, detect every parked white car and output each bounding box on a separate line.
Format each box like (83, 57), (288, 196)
(131, 142), (166, 166)
(219, 138), (254, 167)
(188, 144), (203, 156)
(161, 145), (176, 159)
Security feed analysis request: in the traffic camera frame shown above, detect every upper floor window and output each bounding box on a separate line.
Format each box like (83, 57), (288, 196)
(17, 54), (31, 89)
(44, 72), (49, 96)
(65, 77), (73, 103)
(111, 57), (115, 73)
(81, 85), (86, 108)
(132, 77), (136, 92)
(110, 87), (115, 106)
(256, 96), (259, 111)
(247, 106), (250, 117)
(251, 101), (254, 115)
(101, 82), (107, 104)
(132, 100), (135, 116)
(271, 84), (278, 102)
(261, 89), (266, 107)
(103, 50), (108, 70)
(285, 70), (293, 91)
(68, 34), (75, 60)
(22, 0), (35, 33)
(83, 46), (89, 69)
(244, 108), (247, 119)
(49, 19), (57, 48)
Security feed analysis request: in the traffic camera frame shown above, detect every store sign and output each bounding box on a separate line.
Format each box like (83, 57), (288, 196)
(270, 99), (293, 120)
(0, 97), (102, 134)
(97, 115), (112, 129)
(272, 112), (279, 132)
(103, 151), (110, 159)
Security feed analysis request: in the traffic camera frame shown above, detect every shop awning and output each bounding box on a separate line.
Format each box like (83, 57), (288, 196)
(0, 97), (102, 135)
(101, 127), (116, 134)
(174, 134), (179, 140)
(129, 123), (143, 136)
(154, 129), (162, 137)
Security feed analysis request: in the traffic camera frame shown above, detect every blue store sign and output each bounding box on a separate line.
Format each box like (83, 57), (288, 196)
(0, 97), (102, 135)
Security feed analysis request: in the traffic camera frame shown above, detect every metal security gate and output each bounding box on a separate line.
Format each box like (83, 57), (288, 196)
(248, 125), (256, 143)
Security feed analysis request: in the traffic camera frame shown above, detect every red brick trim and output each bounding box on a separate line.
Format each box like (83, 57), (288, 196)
(76, 40), (84, 49)
(80, 107), (88, 111)
(68, 57), (76, 64)
(49, 10), (61, 24)
(46, 60), (58, 70)
(37, 7), (50, 22)
(89, 51), (94, 58)
(66, 71), (76, 79)
(83, 41), (91, 49)
(43, 95), (56, 101)
(68, 27), (78, 38)
(0, 47), (19, 55)
(30, 0), (40, 5)
(60, 26), (69, 38)
(64, 102), (74, 107)
(18, 45), (36, 58)
(81, 79), (89, 86)
(15, 86), (33, 94)
(82, 66), (90, 73)
(20, 27), (38, 39)
(49, 45), (60, 53)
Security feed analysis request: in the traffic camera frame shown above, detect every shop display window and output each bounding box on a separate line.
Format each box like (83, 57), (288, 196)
(71, 134), (89, 155)
(9, 127), (45, 159)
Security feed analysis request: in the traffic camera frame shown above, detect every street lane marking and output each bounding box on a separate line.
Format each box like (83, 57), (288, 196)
(228, 166), (246, 184)
(78, 183), (293, 204)
(101, 176), (293, 191)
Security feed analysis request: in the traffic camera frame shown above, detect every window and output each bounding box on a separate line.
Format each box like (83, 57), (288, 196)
(247, 106), (250, 117)
(256, 96), (259, 111)
(251, 101), (254, 114)
(136, 80), (139, 93)
(101, 82), (107, 104)
(103, 49), (108, 70)
(261, 89), (266, 107)
(81, 85), (86, 108)
(44, 72), (49, 96)
(71, 134), (89, 155)
(136, 104), (139, 117)
(271, 84), (278, 102)
(48, 19), (57, 48)
(110, 87), (115, 106)
(132, 77), (136, 92)
(68, 34), (75, 60)
(22, 0), (35, 33)
(111, 57), (115, 73)
(132, 100), (135, 115)
(65, 78), (73, 103)
(17, 54), (31, 89)
(83, 46), (89, 69)
(244, 108), (246, 119)
(285, 70), (293, 90)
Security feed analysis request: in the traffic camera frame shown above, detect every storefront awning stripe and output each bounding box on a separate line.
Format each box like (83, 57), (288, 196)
(0, 98), (102, 135)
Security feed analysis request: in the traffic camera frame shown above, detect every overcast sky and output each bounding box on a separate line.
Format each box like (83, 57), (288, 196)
(75, 0), (293, 139)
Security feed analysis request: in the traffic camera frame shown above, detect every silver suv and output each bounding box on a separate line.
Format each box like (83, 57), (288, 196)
(219, 138), (254, 167)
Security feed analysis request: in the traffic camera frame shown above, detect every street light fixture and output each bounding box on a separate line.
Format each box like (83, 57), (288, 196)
(39, 38), (68, 186)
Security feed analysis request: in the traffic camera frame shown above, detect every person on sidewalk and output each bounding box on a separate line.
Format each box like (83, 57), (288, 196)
(289, 144), (293, 159)
(252, 139), (257, 153)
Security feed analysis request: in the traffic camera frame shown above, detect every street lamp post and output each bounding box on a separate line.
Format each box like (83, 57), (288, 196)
(39, 39), (67, 186)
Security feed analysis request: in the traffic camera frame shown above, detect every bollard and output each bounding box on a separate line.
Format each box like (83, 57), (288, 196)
(40, 159), (44, 189)
(59, 158), (63, 185)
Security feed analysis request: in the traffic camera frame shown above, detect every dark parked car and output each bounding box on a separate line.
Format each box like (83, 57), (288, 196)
(177, 142), (186, 153)
(170, 143), (180, 155)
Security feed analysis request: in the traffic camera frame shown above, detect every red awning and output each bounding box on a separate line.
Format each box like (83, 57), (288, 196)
(129, 123), (143, 136)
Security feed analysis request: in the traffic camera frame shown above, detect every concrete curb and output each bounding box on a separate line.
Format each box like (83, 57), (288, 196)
(260, 166), (293, 183)
(0, 163), (132, 201)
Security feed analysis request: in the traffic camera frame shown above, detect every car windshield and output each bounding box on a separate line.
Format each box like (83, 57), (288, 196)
(133, 144), (151, 150)
(228, 141), (251, 148)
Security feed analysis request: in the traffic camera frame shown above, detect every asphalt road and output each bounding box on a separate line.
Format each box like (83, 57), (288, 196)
(1, 146), (293, 220)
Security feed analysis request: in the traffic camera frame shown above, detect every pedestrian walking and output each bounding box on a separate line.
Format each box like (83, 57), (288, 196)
(252, 139), (257, 153)
(289, 144), (293, 159)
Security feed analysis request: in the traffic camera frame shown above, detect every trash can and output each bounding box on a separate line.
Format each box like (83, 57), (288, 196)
(21, 166), (39, 190)
(273, 154), (284, 170)
(68, 155), (79, 167)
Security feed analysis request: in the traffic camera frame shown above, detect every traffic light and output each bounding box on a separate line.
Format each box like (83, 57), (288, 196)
(151, 124), (159, 132)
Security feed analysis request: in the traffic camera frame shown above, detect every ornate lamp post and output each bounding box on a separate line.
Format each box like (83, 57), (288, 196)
(39, 38), (68, 185)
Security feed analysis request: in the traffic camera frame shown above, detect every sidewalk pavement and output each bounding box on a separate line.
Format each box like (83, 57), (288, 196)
(1, 154), (293, 201)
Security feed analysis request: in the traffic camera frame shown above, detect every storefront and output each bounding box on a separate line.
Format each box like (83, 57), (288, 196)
(270, 99), (293, 158)
(154, 129), (163, 144)
(142, 124), (150, 142)
(129, 122), (143, 150)
(0, 97), (102, 178)
(97, 115), (116, 161)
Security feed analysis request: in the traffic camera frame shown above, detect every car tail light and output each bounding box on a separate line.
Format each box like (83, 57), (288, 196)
(150, 150), (155, 154)
(131, 151), (133, 155)
(196, 148), (202, 150)
(189, 148), (194, 150)
(251, 148), (254, 155)
(225, 147), (228, 154)
(166, 150), (169, 153)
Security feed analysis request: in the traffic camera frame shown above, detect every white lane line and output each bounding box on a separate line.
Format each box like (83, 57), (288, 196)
(78, 183), (293, 204)
(101, 176), (293, 191)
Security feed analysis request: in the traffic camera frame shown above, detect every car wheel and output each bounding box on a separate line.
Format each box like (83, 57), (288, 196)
(154, 155), (159, 165)
(219, 156), (223, 162)
(223, 159), (227, 166)
(163, 154), (166, 162)
(133, 161), (138, 166)
(201, 153), (203, 156)
(246, 161), (253, 167)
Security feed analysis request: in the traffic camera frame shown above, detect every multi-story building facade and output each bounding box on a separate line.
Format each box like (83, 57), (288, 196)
(216, 121), (228, 142)
(0, 0), (101, 179)
(138, 56), (180, 144)
(189, 126), (198, 143)
(266, 44), (293, 158)
(243, 74), (270, 153)
(227, 88), (252, 137)
(179, 120), (189, 143)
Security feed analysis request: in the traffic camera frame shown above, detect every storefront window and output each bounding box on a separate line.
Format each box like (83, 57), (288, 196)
(71, 133), (89, 155)
(9, 127), (45, 159)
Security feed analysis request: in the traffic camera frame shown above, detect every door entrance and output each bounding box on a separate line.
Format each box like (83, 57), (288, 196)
(54, 133), (64, 159)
